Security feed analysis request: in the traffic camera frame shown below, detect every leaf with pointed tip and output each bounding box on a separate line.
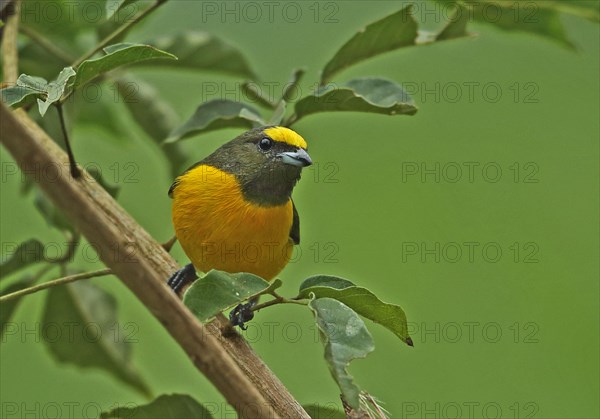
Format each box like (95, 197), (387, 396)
(166, 100), (264, 143)
(309, 298), (374, 410)
(42, 280), (151, 396)
(300, 285), (412, 346)
(141, 31), (255, 78)
(294, 78), (417, 122)
(101, 394), (214, 419)
(0, 239), (45, 280)
(74, 43), (177, 88)
(321, 6), (417, 84)
(183, 270), (270, 322)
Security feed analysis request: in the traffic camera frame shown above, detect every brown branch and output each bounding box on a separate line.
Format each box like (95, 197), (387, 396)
(0, 105), (309, 419)
(1, 0), (21, 83)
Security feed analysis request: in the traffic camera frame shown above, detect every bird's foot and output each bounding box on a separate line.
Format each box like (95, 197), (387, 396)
(229, 298), (258, 330)
(167, 263), (197, 294)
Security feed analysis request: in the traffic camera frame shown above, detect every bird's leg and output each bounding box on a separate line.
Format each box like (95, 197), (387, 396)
(229, 296), (259, 330)
(167, 263), (197, 294)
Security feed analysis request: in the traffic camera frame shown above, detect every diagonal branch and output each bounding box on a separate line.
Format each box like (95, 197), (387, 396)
(1, 0), (21, 83)
(0, 104), (309, 419)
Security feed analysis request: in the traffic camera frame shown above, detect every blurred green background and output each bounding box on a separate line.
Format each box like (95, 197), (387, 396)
(1, 1), (598, 418)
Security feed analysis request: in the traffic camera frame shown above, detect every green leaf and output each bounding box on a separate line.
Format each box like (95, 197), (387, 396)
(1, 276), (35, 338)
(436, 4), (471, 41)
(294, 78), (417, 121)
(74, 43), (177, 88)
(37, 67), (76, 116)
(115, 75), (179, 142)
(300, 285), (412, 346)
(0, 86), (41, 108)
(309, 298), (375, 410)
(34, 190), (74, 232)
(299, 275), (356, 292)
(87, 167), (121, 198)
(321, 6), (417, 84)
(437, 0), (600, 23)
(0, 239), (45, 280)
(550, 0), (600, 22)
(112, 75), (187, 177)
(439, 0), (579, 48)
(16, 74), (48, 91)
(1, 74), (49, 108)
(105, 0), (137, 20)
(42, 280), (150, 396)
(241, 81), (276, 109)
(166, 100), (264, 143)
(302, 404), (346, 419)
(142, 31), (255, 78)
(282, 68), (306, 102)
(183, 270), (270, 323)
(101, 394), (214, 419)
(72, 85), (128, 140)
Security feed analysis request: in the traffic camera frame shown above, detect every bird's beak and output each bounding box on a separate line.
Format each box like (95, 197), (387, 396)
(278, 149), (312, 167)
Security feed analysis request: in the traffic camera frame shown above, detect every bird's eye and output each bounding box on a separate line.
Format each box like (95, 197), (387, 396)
(258, 138), (273, 152)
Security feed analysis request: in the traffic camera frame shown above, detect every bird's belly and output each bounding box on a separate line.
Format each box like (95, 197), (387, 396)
(171, 166), (293, 280)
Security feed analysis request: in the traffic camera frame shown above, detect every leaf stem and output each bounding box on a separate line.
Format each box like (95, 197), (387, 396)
(56, 103), (81, 178)
(252, 292), (309, 312)
(72, 0), (169, 68)
(0, 268), (112, 303)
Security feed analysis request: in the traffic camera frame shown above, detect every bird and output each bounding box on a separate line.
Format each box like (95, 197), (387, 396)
(167, 126), (312, 327)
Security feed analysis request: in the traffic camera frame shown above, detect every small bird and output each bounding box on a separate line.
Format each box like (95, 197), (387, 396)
(167, 126), (312, 327)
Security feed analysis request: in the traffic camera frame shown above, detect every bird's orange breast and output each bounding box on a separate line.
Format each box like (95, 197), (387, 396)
(171, 164), (294, 280)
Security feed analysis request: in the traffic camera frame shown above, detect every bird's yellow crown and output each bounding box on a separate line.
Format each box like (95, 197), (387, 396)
(264, 126), (308, 149)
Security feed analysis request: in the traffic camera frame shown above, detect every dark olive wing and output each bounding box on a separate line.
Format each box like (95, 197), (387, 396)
(290, 200), (300, 245)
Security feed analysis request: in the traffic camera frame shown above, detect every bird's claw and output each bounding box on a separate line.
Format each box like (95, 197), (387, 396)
(229, 300), (257, 330)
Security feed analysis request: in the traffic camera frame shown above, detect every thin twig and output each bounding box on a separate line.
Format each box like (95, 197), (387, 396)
(0, 268), (112, 303)
(19, 25), (75, 64)
(72, 0), (169, 68)
(56, 103), (81, 178)
(252, 293), (309, 312)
